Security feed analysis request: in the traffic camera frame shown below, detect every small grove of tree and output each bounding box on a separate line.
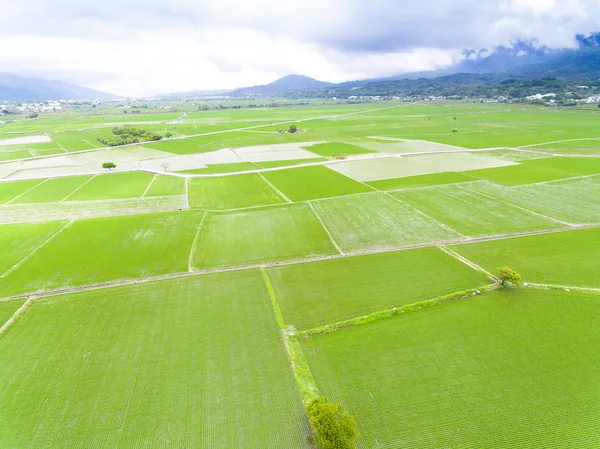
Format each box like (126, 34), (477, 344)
(497, 266), (521, 287)
(102, 162), (116, 170)
(289, 125), (298, 134)
(307, 397), (358, 449)
(97, 125), (164, 147)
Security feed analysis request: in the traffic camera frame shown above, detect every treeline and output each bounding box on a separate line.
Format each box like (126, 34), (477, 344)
(97, 126), (163, 146)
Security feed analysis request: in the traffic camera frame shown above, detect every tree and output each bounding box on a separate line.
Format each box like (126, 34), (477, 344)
(307, 397), (358, 449)
(160, 161), (170, 172)
(102, 162), (116, 170)
(452, 128), (458, 133)
(289, 125), (298, 134)
(165, 132), (173, 138)
(498, 266), (521, 287)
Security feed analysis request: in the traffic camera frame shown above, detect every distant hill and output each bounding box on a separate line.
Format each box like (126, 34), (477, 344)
(0, 73), (118, 101)
(159, 88), (234, 99)
(231, 74), (332, 97)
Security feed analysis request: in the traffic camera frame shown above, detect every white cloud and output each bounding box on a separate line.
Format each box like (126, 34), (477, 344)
(0, 0), (599, 95)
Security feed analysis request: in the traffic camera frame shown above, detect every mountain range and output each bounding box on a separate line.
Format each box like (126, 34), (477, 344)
(0, 73), (117, 102)
(2, 32), (600, 101)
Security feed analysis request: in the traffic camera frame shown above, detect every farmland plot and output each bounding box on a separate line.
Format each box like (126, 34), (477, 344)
(394, 184), (562, 237)
(143, 175), (186, 197)
(192, 204), (337, 269)
(302, 142), (374, 157)
(303, 289), (600, 449)
(367, 171), (477, 190)
(0, 271), (311, 448)
(464, 163), (576, 185)
(266, 247), (489, 330)
(0, 220), (67, 275)
(0, 211), (204, 297)
(10, 175), (92, 203)
(311, 192), (461, 252)
(0, 179), (44, 204)
(328, 157), (444, 182)
(0, 196), (188, 225)
(262, 165), (373, 201)
(451, 227), (600, 288)
(66, 172), (156, 201)
(188, 173), (285, 209)
(467, 181), (600, 224)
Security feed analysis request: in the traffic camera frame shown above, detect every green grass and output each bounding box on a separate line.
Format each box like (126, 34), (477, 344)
(451, 227), (600, 288)
(394, 184), (562, 236)
(367, 171), (477, 190)
(303, 288), (600, 448)
(192, 204), (338, 269)
(311, 192), (460, 252)
(0, 220), (67, 275)
(262, 165), (373, 201)
(0, 271), (311, 447)
(66, 172), (155, 201)
(188, 173), (285, 209)
(0, 211), (204, 297)
(11, 176), (92, 203)
(0, 179), (44, 204)
(266, 247), (489, 329)
(0, 299), (25, 326)
(255, 158), (328, 169)
(143, 175), (186, 197)
(178, 162), (260, 175)
(303, 142), (374, 157)
(529, 156), (600, 175)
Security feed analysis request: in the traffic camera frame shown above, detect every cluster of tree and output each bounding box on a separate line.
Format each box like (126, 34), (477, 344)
(307, 397), (358, 449)
(123, 109), (143, 114)
(97, 125), (163, 146)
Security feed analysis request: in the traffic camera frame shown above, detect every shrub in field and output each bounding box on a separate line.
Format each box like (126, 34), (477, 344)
(102, 162), (116, 170)
(452, 128), (458, 133)
(498, 266), (521, 286)
(307, 396), (358, 449)
(289, 125), (298, 134)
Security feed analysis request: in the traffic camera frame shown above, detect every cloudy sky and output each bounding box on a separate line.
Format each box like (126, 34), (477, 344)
(1, 0), (599, 96)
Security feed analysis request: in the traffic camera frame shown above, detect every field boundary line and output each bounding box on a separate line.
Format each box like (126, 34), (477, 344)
(524, 283), (600, 294)
(4, 178), (48, 204)
(257, 172), (292, 203)
(187, 212), (207, 272)
(3, 224), (600, 302)
(0, 220), (75, 279)
(295, 284), (498, 340)
(60, 174), (97, 201)
(437, 245), (496, 279)
(141, 174), (157, 198)
(517, 136), (600, 149)
(383, 191), (467, 238)
(0, 297), (35, 339)
(458, 184), (574, 227)
(260, 267), (286, 328)
(307, 202), (345, 255)
(185, 177), (190, 209)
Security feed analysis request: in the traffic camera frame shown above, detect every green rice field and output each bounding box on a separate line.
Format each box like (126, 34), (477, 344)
(1, 101), (599, 447)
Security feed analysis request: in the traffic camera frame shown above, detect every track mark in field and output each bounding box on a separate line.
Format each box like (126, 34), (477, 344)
(257, 172), (293, 203)
(187, 212), (207, 272)
(141, 174), (157, 198)
(438, 245), (496, 279)
(260, 268), (286, 328)
(82, 139), (99, 149)
(524, 283), (600, 293)
(307, 202), (345, 255)
(0, 297), (35, 339)
(60, 175), (97, 201)
(383, 191), (467, 238)
(0, 220), (74, 279)
(457, 184), (574, 227)
(4, 178), (48, 204)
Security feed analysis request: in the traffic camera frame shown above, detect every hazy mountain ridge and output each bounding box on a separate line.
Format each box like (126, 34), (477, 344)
(0, 73), (118, 101)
